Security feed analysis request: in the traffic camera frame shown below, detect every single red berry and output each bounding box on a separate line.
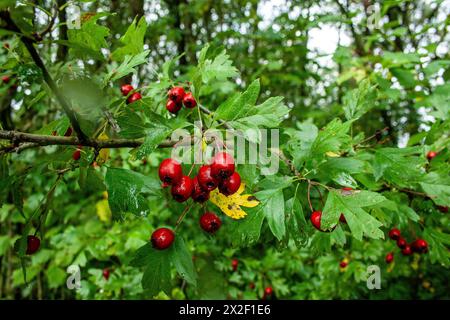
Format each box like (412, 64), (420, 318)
(168, 86), (186, 103)
(151, 228), (175, 250)
(264, 287), (273, 296)
(437, 205), (448, 213)
(211, 152), (235, 180)
(339, 213), (347, 223)
(127, 92), (142, 104)
(339, 261), (348, 268)
(402, 245), (413, 256)
(171, 176), (194, 202)
(389, 228), (401, 241)
(182, 92), (197, 109)
(2, 75), (10, 84)
(342, 187), (353, 191)
(166, 99), (182, 114)
(197, 165), (219, 191)
(219, 172), (241, 196)
(249, 282), (255, 290)
(199, 212), (222, 234)
(310, 210), (323, 231)
(231, 258), (239, 271)
(426, 151), (437, 161)
(26, 235), (40, 255)
(158, 158), (183, 186)
(102, 268), (110, 280)
(397, 237), (407, 249)
(192, 177), (210, 203)
(411, 239), (428, 254)
(120, 84), (134, 96)
(64, 127), (73, 137)
(72, 149), (81, 161)
(385, 252), (394, 264)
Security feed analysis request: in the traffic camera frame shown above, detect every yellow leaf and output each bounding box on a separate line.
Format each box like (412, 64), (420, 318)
(97, 132), (110, 165)
(96, 199), (111, 222)
(209, 183), (259, 220)
(326, 151), (340, 157)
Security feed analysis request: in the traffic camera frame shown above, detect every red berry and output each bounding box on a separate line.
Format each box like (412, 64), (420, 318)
(231, 258), (238, 271)
(192, 177), (210, 203)
(199, 212), (222, 234)
(168, 86), (186, 103)
(411, 239), (428, 254)
(64, 127), (73, 137)
(26, 235), (40, 255)
(385, 252), (394, 264)
(389, 228), (401, 241)
(171, 176), (194, 202)
(397, 237), (407, 249)
(437, 205), (448, 213)
(402, 245), (413, 256)
(219, 172), (241, 196)
(151, 228), (175, 250)
(2, 75), (10, 84)
(264, 287), (273, 296)
(211, 152), (235, 180)
(249, 282), (255, 290)
(426, 151), (437, 160)
(310, 210), (323, 231)
(339, 213), (347, 223)
(197, 165), (219, 191)
(72, 149), (81, 161)
(182, 92), (197, 109)
(342, 187), (353, 191)
(158, 158), (183, 185)
(102, 268), (110, 280)
(127, 92), (142, 104)
(120, 84), (134, 96)
(166, 99), (182, 114)
(339, 261), (348, 268)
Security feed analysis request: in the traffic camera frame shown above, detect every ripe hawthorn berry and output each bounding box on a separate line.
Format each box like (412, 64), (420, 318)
(249, 282), (255, 290)
(264, 287), (273, 297)
(26, 235), (40, 255)
(2, 75), (10, 84)
(411, 239), (428, 254)
(151, 228), (175, 250)
(219, 172), (241, 196)
(426, 151), (437, 161)
(168, 86), (185, 104)
(192, 177), (210, 203)
(171, 176), (194, 202)
(127, 92), (142, 104)
(211, 152), (235, 180)
(231, 258), (238, 271)
(389, 228), (401, 241)
(72, 149), (81, 161)
(197, 165), (219, 191)
(397, 237), (407, 249)
(339, 261), (348, 268)
(166, 99), (182, 114)
(385, 252), (394, 264)
(182, 92), (197, 108)
(199, 212), (222, 234)
(402, 245), (413, 256)
(437, 205), (448, 213)
(102, 268), (110, 280)
(158, 158), (183, 186)
(120, 84), (134, 96)
(310, 210), (323, 231)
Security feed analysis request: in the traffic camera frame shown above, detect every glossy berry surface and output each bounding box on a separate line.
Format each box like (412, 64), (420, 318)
(168, 86), (185, 103)
(102, 268), (110, 280)
(158, 158), (183, 185)
(197, 165), (219, 191)
(385, 252), (394, 264)
(120, 84), (134, 96)
(389, 228), (401, 240)
(127, 92), (142, 104)
(191, 177), (210, 203)
(151, 228), (175, 250)
(166, 99), (182, 114)
(171, 176), (194, 202)
(26, 235), (40, 255)
(219, 172), (241, 196)
(397, 237), (407, 249)
(182, 92), (197, 108)
(199, 212), (222, 234)
(264, 287), (273, 296)
(411, 239), (428, 253)
(402, 245), (413, 256)
(426, 151), (437, 160)
(211, 152), (235, 180)
(310, 210), (323, 231)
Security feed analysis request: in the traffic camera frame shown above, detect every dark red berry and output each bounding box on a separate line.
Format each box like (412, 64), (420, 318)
(192, 177), (210, 203)
(197, 165), (219, 191)
(168, 86), (186, 103)
(166, 99), (182, 114)
(219, 172), (241, 196)
(339, 213), (347, 223)
(397, 237), (407, 249)
(72, 149), (81, 161)
(249, 282), (255, 290)
(171, 176), (194, 202)
(310, 210), (323, 231)
(264, 287), (273, 296)
(402, 245), (413, 256)
(182, 92), (197, 109)
(211, 152), (235, 180)
(339, 261), (348, 268)
(26, 235), (40, 255)
(437, 205), (448, 213)
(64, 127), (73, 137)
(102, 268), (110, 280)
(231, 258), (238, 271)
(426, 151), (437, 161)
(120, 84), (134, 96)
(389, 228), (401, 241)
(127, 92), (142, 104)
(199, 212), (222, 234)
(411, 239), (428, 254)
(158, 158), (183, 186)
(151, 228), (175, 250)
(385, 252), (394, 264)
(2, 75), (10, 84)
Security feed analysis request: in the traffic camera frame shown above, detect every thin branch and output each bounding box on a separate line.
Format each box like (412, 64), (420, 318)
(307, 180), (313, 212)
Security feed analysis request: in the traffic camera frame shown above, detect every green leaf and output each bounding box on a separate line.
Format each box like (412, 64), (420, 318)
(285, 196), (308, 247)
(343, 79), (377, 120)
(141, 249), (172, 296)
(135, 127), (171, 159)
(112, 17), (147, 62)
(130, 243), (154, 267)
(105, 50), (150, 84)
(420, 182), (450, 206)
(201, 50), (238, 84)
(169, 237), (197, 286)
(230, 206), (265, 247)
(255, 189), (285, 241)
(310, 119), (352, 155)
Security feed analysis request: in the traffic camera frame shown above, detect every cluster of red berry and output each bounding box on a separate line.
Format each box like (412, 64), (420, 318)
(151, 152), (240, 250)
(385, 228), (428, 263)
(120, 84), (142, 104)
(166, 86), (197, 114)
